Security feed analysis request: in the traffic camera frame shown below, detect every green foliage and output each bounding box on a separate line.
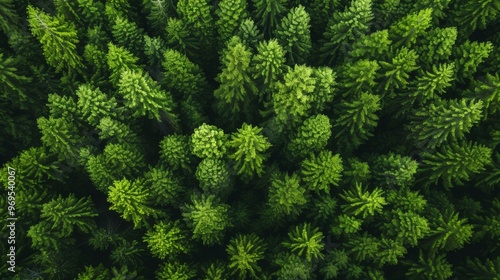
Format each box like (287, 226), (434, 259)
(345, 232), (380, 262)
(454, 40), (493, 82)
(111, 16), (145, 55)
(144, 167), (183, 206)
(405, 62), (455, 107)
(226, 234), (267, 279)
(216, 0), (248, 43)
(386, 189), (427, 213)
(161, 49), (207, 98)
(331, 214), (363, 236)
(195, 158), (232, 197)
(423, 210), (474, 252)
(27, 5), (84, 72)
(273, 64), (316, 131)
(383, 210), (430, 247)
(389, 8), (433, 48)
(143, 0), (175, 32)
(300, 151), (343, 192)
(191, 123), (228, 159)
(252, 0), (287, 37)
(143, 221), (190, 260)
(252, 39), (286, 89)
(97, 117), (140, 146)
(379, 47), (419, 92)
(0, 0), (18, 34)
(107, 178), (158, 229)
(376, 238), (407, 266)
(237, 18), (264, 50)
(420, 141), (492, 188)
(333, 92), (381, 151)
(182, 194), (232, 245)
(227, 123), (272, 177)
(110, 239), (144, 267)
(288, 114), (331, 158)
(41, 194), (97, 237)
(274, 252), (314, 280)
(311, 67), (337, 113)
(320, 0), (373, 62)
(165, 18), (201, 59)
(76, 84), (121, 126)
(453, 0), (500, 32)
(159, 134), (192, 170)
(156, 261), (196, 280)
(372, 153), (418, 188)
(321, 249), (350, 279)
(214, 37), (257, 117)
(0, 53), (31, 108)
(106, 42), (141, 85)
(457, 257), (500, 279)
(409, 99), (483, 149)
(201, 261), (228, 280)
(275, 5), (312, 64)
(405, 251), (453, 280)
(37, 116), (83, 166)
(283, 222), (325, 262)
(268, 173), (308, 217)
(469, 73), (500, 119)
(340, 183), (387, 218)
(343, 158), (371, 185)
(418, 27), (457, 63)
(339, 59), (380, 96)
(348, 29), (392, 60)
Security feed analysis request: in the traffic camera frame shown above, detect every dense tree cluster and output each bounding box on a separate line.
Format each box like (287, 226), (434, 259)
(1, 0), (499, 279)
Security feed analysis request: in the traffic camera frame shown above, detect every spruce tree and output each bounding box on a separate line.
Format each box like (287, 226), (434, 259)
(282, 223), (325, 262)
(216, 0), (248, 43)
(275, 5), (312, 64)
(252, 0), (287, 37)
(226, 234), (267, 279)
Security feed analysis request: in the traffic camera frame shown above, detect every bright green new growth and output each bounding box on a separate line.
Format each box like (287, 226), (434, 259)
(348, 29), (392, 60)
(191, 123), (228, 159)
(406, 62), (455, 106)
(252, 39), (286, 88)
(37, 116), (83, 165)
(226, 234), (267, 279)
(283, 223), (325, 262)
(161, 49), (207, 98)
(275, 5), (312, 64)
(345, 232), (380, 262)
(379, 47), (419, 92)
(27, 5), (83, 72)
(409, 99), (483, 148)
(339, 60), (380, 96)
(377, 238), (407, 265)
(273, 64), (316, 131)
(311, 67), (337, 113)
(41, 194), (97, 237)
(227, 123), (271, 177)
(182, 194), (231, 245)
(107, 178), (158, 229)
(214, 37), (257, 116)
(111, 16), (144, 55)
(195, 158), (232, 197)
(332, 214), (363, 236)
(340, 183), (387, 219)
(470, 73), (500, 119)
(106, 42), (141, 85)
(288, 114), (331, 159)
(300, 151), (343, 193)
(143, 221), (190, 260)
(372, 153), (418, 188)
(454, 40), (493, 81)
(76, 84), (120, 126)
(420, 141), (492, 188)
(389, 8), (432, 48)
(216, 0), (248, 43)
(268, 173), (308, 217)
(418, 27), (457, 63)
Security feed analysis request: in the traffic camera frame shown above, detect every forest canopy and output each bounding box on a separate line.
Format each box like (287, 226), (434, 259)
(1, 0), (500, 279)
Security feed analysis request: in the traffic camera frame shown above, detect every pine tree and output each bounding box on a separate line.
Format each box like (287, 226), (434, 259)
(107, 178), (158, 228)
(216, 0), (248, 43)
(300, 151), (343, 193)
(274, 252), (314, 280)
(417, 27), (457, 64)
(143, 220), (190, 260)
(411, 0), (451, 21)
(252, 0), (287, 37)
(0, 0), (19, 34)
(159, 134), (192, 171)
(106, 42), (142, 85)
(376, 238), (407, 266)
(320, 0), (373, 63)
(142, 0), (176, 32)
(348, 29), (392, 61)
(372, 153), (419, 188)
(190, 123), (228, 159)
(382, 210), (430, 247)
(454, 40), (493, 82)
(182, 194), (232, 245)
(37, 116), (83, 166)
(468, 73), (500, 119)
(268, 173), (308, 217)
(331, 214), (363, 236)
(338, 59), (380, 97)
(275, 5), (312, 64)
(273, 64), (316, 131)
(419, 141), (492, 188)
(110, 239), (145, 267)
(0, 53), (31, 108)
(195, 158), (232, 198)
(340, 183), (387, 219)
(311, 67), (337, 113)
(227, 123), (272, 177)
(40, 194), (97, 237)
(345, 232), (380, 262)
(379, 47), (419, 92)
(282, 223), (325, 262)
(457, 257), (500, 279)
(165, 18), (202, 60)
(408, 99), (483, 149)
(452, 0), (500, 33)
(97, 117), (141, 146)
(389, 8), (433, 48)
(251, 39), (286, 90)
(76, 84), (122, 126)
(27, 5), (84, 72)
(118, 69), (178, 122)
(237, 18), (263, 50)
(423, 210), (474, 252)
(161, 49), (208, 98)
(332, 92), (381, 151)
(214, 37), (257, 117)
(288, 114), (332, 159)
(156, 261), (196, 279)
(144, 167), (183, 206)
(405, 251), (453, 280)
(226, 234), (267, 279)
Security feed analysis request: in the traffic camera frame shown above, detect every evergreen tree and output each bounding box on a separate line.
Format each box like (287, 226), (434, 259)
(144, 167), (183, 206)
(311, 67), (337, 113)
(454, 40), (493, 82)
(274, 252), (314, 280)
(268, 173), (308, 217)
(195, 158), (232, 198)
(0, 53), (31, 108)
(0, 0), (19, 34)
(214, 37), (258, 118)
(300, 151), (343, 193)
(110, 239), (145, 267)
(142, 0), (176, 32)
(165, 18), (202, 60)
(273, 64), (316, 131)
(275, 5), (312, 64)
(452, 0), (500, 33)
(227, 123), (272, 177)
(423, 210), (474, 252)
(156, 261), (196, 279)
(338, 59), (380, 97)
(143, 220), (190, 260)
(182, 194), (232, 245)
(251, 39), (286, 90)
(216, 0), (248, 43)
(320, 0), (373, 63)
(252, 0), (287, 37)
(282, 222), (325, 262)
(348, 29), (392, 61)
(419, 141), (492, 188)
(226, 234), (267, 279)
(417, 27), (457, 64)
(288, 114), (332, 159)
(159, 134), (192, 171)
(161, 49), (208, 98)
(457, 257), (500, 279)
(76, 84), (122, 126)
(372, 153), (418, 188)
(379, 47), (419, 92)
(37, 116), (83, 166)
(27, 5), (84, 72)
(237, 18), (263, 50)
(345, 232), (380, 262)
(106, 42), (142, 85)
(376, 238), (407, 266)
(389, 8), (433, 48)
(468, 73), (500, 119)
(340, 183), (387, 219)
(111, 16), (145, 56)
(382, 210), (430, 247)
(190, 123), (228, 159)
(405, 251), (453, 280)
(408, 99), (483, 149)
(107, 178), (159, 229)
